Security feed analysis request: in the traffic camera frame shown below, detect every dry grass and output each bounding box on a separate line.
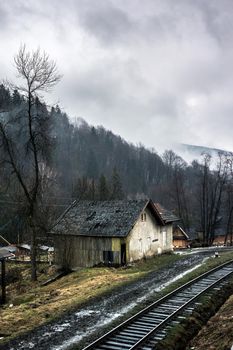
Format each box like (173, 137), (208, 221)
(0, 254), (180, 341)
(1, 252), (233, 344)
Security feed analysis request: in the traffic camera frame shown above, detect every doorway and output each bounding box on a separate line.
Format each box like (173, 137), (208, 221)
(121, 243), (126, 265)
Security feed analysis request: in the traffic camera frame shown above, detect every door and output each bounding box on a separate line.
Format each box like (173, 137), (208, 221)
(121, 243), (126, 265)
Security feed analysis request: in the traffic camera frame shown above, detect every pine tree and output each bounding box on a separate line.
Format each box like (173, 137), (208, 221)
(110, 167), (124, 200)
(12, 89), (22, 106)
(98, 174), (109, 200)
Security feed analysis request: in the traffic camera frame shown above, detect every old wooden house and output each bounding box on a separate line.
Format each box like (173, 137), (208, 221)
(52, 199), (178, 269)
(173, 225), (189, 248)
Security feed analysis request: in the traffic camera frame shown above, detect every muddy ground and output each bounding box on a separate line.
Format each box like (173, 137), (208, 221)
(1, 250), (222, 350)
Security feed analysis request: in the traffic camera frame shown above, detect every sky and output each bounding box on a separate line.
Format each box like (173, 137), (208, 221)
(1, 0), (233, 153)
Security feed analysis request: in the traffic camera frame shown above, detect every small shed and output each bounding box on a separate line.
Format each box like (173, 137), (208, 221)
(212, 229), (231, 246)
(16, 244), (31, 260)
(173, 225), (189, 248)
(52, 199), (178, 269)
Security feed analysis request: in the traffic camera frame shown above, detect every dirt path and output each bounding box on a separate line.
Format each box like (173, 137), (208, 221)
(1, 252), (214, 350)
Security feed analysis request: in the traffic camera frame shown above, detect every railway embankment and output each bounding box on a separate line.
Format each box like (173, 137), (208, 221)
(1, 249), (233, 350)
(80, 260), (233, 350)
(155, 278), (233, 350)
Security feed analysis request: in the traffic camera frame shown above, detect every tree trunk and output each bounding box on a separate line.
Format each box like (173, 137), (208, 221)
(30, 228), (37, 281)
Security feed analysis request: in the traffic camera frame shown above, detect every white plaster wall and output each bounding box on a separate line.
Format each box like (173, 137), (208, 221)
(159, 224), (173, 252)
(127, 208), (173, 262)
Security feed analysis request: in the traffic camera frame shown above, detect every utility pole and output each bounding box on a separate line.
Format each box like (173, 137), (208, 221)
(0, 249), (14, 305)
(0, 258), (6, 304)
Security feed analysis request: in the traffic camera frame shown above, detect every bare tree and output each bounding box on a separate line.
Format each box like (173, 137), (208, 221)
(162, 150), (190, 231)
(0, 45), (61, 280)
(223, 154), (233, 245)
(199, 152), (228, 245)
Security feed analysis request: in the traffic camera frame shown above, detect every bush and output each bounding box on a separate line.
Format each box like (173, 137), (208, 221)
(5, 267), (22, 284)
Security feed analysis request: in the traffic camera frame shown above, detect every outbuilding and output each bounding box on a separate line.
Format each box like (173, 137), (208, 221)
(173, 225), (190, 248)
(52, 199), (177, 269)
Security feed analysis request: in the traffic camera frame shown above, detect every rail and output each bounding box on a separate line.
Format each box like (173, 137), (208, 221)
(83, 259), (233, 350)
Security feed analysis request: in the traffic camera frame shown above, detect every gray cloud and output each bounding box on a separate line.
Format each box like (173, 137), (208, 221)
(1, 0), (233, 153)
(78, 2), (134, 45)
(0, 3), (9, 30)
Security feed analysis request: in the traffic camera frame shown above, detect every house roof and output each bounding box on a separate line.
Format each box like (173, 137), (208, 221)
(17, 244), (31, 251)
(52, 199), (167, 238)
(0, 248), (15, 260)
(154, 203), (179, 223)
(173, 225), (189, 239)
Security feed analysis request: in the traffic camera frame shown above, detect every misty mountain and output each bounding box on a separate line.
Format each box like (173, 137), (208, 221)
(1, 83), (233, 246)
(173, 143), (232, 164)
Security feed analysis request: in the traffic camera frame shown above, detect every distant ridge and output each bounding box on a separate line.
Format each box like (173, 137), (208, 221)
(174, 143), (232, 163)
(181, 143), (230, 154)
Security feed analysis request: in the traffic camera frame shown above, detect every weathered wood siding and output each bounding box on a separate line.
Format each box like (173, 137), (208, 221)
(212, 234), (231, 246)
(173, 239), (188, 248)
(54, 235), (122, 268)
(173, 227), (188, 248)
(54, 208), (173, 268)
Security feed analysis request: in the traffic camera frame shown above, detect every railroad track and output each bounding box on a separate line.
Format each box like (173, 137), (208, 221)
(83, 260), (233, 350)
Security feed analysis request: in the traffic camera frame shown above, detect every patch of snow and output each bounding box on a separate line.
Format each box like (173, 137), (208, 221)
(52, 323), (70, 333)
(51, 311), (124, 350)
(51, 262), (204, 350)
(75, 309), (101, 317)
(11, 341), (36, 350)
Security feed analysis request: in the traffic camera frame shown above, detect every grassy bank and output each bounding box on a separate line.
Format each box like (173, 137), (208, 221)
(72, 252), (233, 350)
(155, 278), (233, 350)
(1, 251), (233, 346)
(0, 253), (181, 343)
(187, 290), (233, 350)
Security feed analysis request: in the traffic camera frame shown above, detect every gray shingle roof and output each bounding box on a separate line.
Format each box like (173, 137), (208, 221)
(53, 199), (163, 237)
(0, 248), (15, 260)
(173, 225), (189, 239)
(154, 203), (179, 223)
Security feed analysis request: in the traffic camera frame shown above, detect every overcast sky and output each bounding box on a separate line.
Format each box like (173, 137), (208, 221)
(1, 0), (233, 153)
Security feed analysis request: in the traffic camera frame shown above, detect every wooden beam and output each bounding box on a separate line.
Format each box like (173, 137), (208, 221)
(0, 234), (11, 245)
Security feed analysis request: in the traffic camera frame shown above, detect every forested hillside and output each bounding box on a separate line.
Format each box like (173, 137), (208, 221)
(0, 83), (233, 246)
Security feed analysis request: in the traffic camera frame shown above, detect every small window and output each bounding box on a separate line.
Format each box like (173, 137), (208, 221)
(141, 212), (147, 221)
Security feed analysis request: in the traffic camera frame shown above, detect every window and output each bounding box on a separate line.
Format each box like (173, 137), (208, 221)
(141, 212), (147, 221)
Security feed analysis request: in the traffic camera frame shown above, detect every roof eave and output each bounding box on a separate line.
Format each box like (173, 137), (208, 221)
(149, 200), (165, 225)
